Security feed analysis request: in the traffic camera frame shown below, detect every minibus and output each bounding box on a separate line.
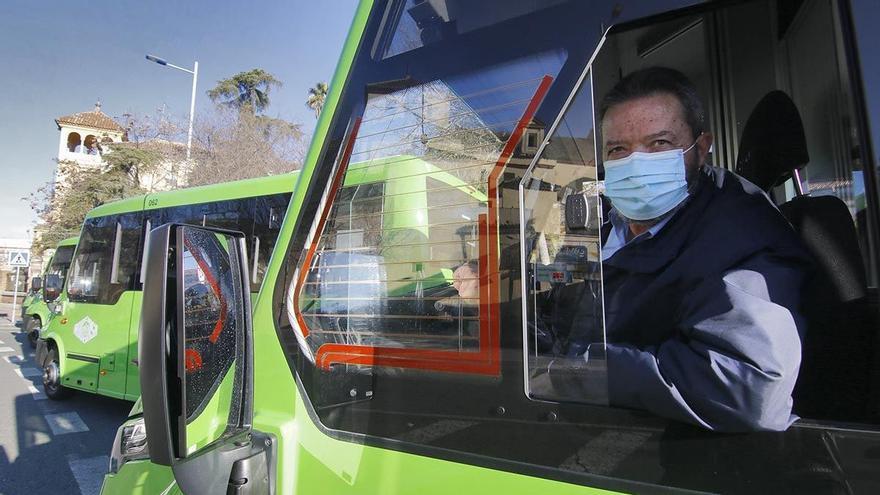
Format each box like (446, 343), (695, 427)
(36, 172), (297, 400)
(103, 0), (880, 493)
(21, 236), (77, 348)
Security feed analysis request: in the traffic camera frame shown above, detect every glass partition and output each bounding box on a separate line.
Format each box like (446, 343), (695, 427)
(520, 70), (608, 405)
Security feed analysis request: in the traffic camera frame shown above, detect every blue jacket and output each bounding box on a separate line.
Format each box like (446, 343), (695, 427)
(600, 166), (811, 432)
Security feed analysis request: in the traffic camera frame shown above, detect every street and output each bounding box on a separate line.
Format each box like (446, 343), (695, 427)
(0, 303), (132, 495)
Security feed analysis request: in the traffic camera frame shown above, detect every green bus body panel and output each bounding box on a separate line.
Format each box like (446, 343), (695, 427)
(124, 293), (143, 400)
(57, 291), (137, 399)
(101, 461), (181, 495)
(103, 2), (610, 493)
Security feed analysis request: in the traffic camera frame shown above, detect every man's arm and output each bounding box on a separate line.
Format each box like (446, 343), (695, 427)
(605, 251), (807, 432)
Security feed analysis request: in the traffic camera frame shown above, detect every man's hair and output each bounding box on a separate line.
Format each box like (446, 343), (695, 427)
(456, 260), (479, 274)
(599, 67), (705, 139)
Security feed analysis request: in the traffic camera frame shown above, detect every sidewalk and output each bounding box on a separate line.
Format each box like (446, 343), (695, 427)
(0, 302), (22, 328)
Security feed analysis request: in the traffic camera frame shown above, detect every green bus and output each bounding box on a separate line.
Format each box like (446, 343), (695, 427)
(36, 172), (297, 401)
(20, 236), (78, 348)
(103, 0), (880, 493)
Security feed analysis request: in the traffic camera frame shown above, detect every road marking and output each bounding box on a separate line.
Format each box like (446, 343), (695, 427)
(67, 455), (109, 495)
(44, 412), (90, 435)
(27, 384), (46, 400)
(14, 367), (42, 378)
(3, 355), (24, 364)
(0, 347), (14, 352)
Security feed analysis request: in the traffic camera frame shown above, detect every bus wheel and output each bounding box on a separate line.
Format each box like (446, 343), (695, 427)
(43, 348), (73, 400)
(26, 318), (41, 349)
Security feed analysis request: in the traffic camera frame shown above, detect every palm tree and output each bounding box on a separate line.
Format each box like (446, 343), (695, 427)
(207, 69), (282, 114)
(306, 82), (328, 118)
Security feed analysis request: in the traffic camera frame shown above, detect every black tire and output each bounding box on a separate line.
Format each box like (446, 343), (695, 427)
(43, 347), (73, 400)
(26, 317), (40, 349)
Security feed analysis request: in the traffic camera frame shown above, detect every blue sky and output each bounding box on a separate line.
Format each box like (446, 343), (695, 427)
(0, 0), (359, 240)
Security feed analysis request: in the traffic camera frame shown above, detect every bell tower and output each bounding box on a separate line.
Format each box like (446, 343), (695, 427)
(55, 102), (126, 166)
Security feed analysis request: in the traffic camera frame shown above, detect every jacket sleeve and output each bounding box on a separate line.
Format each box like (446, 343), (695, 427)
(604, 251), (807, 432)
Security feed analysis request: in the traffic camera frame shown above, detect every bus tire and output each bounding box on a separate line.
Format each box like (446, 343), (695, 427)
(26, 317), (41, 349)
(43, 347), (73, 400)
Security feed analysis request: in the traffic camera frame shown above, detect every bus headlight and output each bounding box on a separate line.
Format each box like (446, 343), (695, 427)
(109, 417), (149, 473)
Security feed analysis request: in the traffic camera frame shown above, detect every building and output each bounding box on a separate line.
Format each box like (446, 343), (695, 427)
(54, 103), (188, 190)
(55, 102), (126, 168)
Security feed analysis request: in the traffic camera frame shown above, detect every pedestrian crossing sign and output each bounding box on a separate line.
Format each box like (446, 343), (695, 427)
(7, 250), (29, 267)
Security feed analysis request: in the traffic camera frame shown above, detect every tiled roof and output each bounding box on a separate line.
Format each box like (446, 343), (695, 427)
(55, 105), (125, 132)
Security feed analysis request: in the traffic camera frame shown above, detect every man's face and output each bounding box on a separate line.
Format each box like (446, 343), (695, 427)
(601, 92), (713, 184)
(452, 264), (479, 299)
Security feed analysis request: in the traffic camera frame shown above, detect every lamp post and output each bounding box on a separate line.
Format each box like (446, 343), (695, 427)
(145, 54), (198, 161)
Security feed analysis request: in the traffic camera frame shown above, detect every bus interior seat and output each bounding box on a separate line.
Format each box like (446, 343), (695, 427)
(736, 90), (875, 422)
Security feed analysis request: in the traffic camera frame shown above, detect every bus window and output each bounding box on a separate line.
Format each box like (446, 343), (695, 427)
(68, 212), (141, 304)
(252, 193), (291, 289)
(528, 0), (880, 436)
(47, 244), (75, 285)
(288, 40), (565, 372)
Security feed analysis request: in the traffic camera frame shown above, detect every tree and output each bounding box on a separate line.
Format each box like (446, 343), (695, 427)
(186, 107), (305, 186)
(25, 160), (146, 253)
(207, 69), (282, 115)
(306, 82), (328, 118)
(102, 146), (161, 188)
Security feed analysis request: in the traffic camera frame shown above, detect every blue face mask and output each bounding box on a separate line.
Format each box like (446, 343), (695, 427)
(603, 140), (698, 221)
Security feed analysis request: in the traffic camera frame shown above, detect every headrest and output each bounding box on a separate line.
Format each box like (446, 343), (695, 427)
(735, 90), (809, 192)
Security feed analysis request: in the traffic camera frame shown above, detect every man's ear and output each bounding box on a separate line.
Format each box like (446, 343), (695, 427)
(697, 132), (714, 164)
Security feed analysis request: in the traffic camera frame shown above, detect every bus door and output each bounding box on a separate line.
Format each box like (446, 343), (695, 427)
(65, 212), (143, 398)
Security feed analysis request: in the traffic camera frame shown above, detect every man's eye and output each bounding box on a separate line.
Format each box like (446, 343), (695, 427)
(607, 147), (625, 157)
(652, 139), (672, 147)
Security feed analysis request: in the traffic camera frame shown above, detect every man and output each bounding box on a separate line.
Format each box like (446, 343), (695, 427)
(589, 67), (811, 431)
(435, 261), (479, 315)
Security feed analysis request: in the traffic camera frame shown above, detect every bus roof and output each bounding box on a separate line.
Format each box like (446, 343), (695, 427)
(57, 236), (79, 247)
(86, 171), (300, 219)
(86, 194), (146, 219)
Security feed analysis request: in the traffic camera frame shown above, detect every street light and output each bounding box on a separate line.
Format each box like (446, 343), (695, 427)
(145, 54), (198, 161)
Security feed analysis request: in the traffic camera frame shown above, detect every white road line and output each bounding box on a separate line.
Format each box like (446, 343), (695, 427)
(67, 454), (109, 495)
(44, 412), (90, 435)
(14, 367), (42, 378)
(3, 355), (24, 364)
(0, 346), (15, 352)
(27, 384), (46, 400)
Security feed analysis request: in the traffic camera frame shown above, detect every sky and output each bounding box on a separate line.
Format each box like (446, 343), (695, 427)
(0, 0), (359, 241)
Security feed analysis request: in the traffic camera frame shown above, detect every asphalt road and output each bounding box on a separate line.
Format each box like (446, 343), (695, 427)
(0, 305), (133, 495)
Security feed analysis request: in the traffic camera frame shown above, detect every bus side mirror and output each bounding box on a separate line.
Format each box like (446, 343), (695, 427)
(140, 224), (272, 495)
(44, 274), (62, 302)
(31, 277), (42, 291)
